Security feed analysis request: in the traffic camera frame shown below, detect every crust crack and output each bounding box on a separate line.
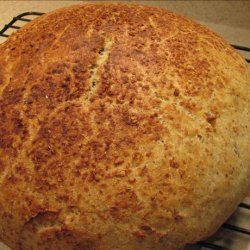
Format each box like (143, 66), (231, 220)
(86, 37), (113, 100)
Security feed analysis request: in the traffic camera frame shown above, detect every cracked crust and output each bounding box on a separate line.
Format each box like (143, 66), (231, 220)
(0, 3), (249, 250)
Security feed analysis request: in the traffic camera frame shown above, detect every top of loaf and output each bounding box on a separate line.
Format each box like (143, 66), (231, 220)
(0, 3), (249, 250)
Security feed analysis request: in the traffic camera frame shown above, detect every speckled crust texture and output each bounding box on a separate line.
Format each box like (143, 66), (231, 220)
(0, 3), (249, 250)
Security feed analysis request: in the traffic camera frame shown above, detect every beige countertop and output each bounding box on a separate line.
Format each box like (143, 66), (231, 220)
(0, 1), (249, 250)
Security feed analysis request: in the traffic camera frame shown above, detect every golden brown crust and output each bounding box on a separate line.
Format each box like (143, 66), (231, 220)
(0, 3), (249, 250)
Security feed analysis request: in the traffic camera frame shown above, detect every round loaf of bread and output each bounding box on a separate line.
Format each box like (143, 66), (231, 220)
(0, 3), (249, 250)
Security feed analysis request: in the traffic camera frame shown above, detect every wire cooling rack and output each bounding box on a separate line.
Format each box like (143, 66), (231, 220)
(0, 12), (249, 250)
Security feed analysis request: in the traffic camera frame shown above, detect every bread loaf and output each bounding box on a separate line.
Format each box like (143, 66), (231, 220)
(0, 3), (249, 250)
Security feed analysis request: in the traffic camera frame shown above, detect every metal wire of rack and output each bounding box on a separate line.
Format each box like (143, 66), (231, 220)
(0, 12), (249, 250)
